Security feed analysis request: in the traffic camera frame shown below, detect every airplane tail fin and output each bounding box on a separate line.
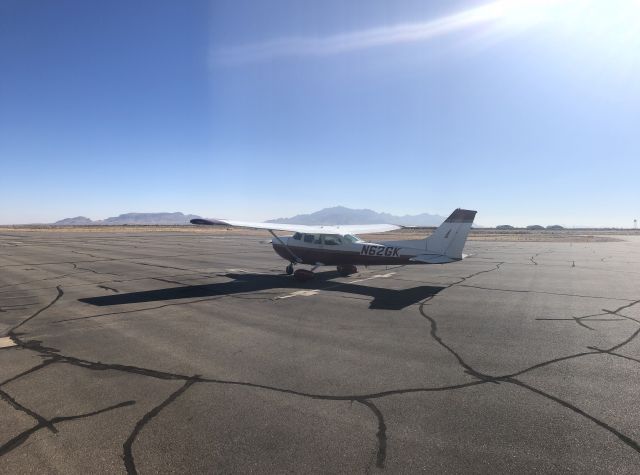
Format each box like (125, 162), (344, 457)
(424, 209), (477, 260)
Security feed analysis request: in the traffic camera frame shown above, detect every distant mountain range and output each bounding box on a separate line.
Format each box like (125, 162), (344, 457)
(54, 212), (201, 225)
(52, 207), (450, 226)
(268, 206), (446, 226)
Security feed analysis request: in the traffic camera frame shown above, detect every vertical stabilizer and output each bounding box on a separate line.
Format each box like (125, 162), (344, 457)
(425, 209), (477, 259)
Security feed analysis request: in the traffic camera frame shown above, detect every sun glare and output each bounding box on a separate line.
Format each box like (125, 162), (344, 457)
(478, 0), (640, 72)
(492, 0), (640, 42)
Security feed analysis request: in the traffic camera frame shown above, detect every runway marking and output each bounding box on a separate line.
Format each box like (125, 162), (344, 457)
(275, 289), (320, 300)
(0, 336), (16, 348)
(348, 272), (396, 284)
(275, 272), (397, 299)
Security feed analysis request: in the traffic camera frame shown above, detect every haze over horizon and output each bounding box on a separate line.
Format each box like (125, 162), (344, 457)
(2, 0), (639, 227)
(6, 206), (629, 229)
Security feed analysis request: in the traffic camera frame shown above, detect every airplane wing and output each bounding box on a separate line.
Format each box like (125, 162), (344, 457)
(190, 218), (401, 234)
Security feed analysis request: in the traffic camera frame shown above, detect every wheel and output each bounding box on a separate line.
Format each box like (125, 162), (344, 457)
(286, 263), (294, 275)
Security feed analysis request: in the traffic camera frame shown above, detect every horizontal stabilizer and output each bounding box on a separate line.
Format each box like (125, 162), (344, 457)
(410, 254), (458, 264)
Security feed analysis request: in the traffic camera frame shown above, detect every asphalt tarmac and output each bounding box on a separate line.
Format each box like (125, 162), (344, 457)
(1, 230), (639, 473)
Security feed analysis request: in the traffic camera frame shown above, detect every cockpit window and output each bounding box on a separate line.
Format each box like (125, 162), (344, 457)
(303, 234), (314, 243)
(343, 234), (362, 243)
(293, 232), (302, 240)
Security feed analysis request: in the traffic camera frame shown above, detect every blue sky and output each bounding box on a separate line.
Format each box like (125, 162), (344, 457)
(1, 0), (639, 226)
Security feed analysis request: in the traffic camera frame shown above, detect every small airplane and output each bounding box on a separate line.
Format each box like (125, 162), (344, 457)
(191, 208), (477, 281)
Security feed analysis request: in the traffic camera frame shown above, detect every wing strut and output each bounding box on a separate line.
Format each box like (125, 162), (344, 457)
(269, 230), (302, 263)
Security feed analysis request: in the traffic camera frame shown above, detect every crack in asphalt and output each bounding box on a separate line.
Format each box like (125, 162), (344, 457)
(458, 284), (635, 302)
(0, 252), (210, 269)
(72, 262), (121, 277)
(508, 379), (640, 453)
(0, 270), (89, 291)
(0, 269), (221, 294)
(0, 386), (58, 434)
(97, 285), (119, 293)
(357, 399), (387, 469)
(123, 378), (197, 475)
(6, 333), (486, 399)
(417, 271), (640, 455)
(4, 286), (63, 335)
(0, 359), (57, 388)
(72, 250), (108, 259)
(0, 261), (123, 292)
(2, 241), (640, 471)
(52, 295), (227, 324)
(0, 262), (497, 471)
(0, 400), (135, 457)
(152, 277), (189, 286)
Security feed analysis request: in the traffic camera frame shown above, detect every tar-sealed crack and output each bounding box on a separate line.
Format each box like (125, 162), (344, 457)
(97, 285), (119, 293)
(0, 386), (57, 434)
(417, 266), (640, 455)
(357, 399), (388, 469)
(2, 254), (640, 470)
(123, 378), (197, 475)
(4, 286), (63, 335)
(0, 400), (135, 457)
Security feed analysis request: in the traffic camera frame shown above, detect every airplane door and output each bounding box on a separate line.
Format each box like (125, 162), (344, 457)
(322, 234), (343, 251)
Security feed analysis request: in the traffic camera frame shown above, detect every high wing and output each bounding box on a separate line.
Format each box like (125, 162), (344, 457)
(190, 218), (401, 234)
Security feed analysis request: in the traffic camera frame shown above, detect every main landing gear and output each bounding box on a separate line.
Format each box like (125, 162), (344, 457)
(337, 264), (358, 277)
(285, 263), (294, 275)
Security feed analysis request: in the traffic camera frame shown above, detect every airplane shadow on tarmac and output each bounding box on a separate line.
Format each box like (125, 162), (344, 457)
(79, 272), (445, 311)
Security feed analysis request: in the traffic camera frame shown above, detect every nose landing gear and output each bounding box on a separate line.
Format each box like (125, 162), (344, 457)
(337, 264), (358, 276)
(285, 263), (294, 275)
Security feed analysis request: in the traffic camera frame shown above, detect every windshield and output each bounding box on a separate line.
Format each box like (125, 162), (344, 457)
(342, 234), (362, 243)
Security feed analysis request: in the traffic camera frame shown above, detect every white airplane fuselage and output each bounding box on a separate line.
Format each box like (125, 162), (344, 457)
(272, 235), (457, 266)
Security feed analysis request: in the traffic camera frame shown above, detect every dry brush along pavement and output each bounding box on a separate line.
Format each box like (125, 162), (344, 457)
(0, 230), (640, 473)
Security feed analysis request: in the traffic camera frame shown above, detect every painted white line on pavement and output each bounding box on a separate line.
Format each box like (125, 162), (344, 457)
(348, 272), (396, 284)
(0, 336), (17, 348)
(275, 289), (320, 300)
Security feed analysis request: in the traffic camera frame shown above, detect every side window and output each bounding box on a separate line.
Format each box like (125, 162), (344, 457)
(324, 235), (341, 245)
(304, 234), (314, 243)
(313, 235), (322, 244)
(293, 232), (302, 240)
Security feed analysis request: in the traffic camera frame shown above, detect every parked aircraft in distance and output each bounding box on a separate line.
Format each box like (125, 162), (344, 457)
(191, 208), (477, 281)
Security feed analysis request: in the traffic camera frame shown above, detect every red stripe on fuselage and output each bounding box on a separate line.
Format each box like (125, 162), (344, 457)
(272, 243), (415, 266)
